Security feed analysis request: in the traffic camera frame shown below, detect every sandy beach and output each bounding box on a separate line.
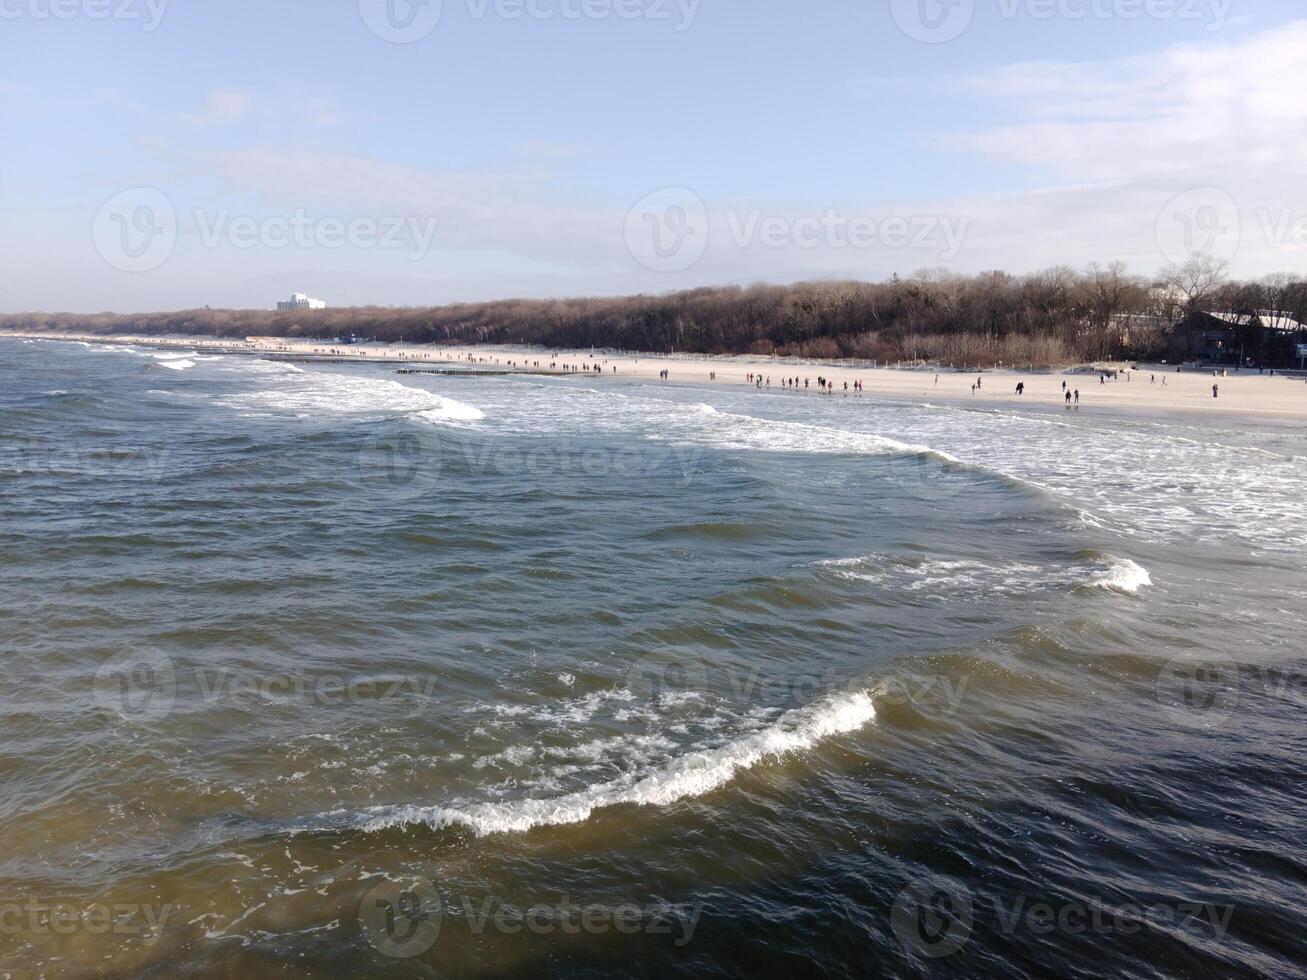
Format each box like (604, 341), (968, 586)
(11, 330), (1307, 423)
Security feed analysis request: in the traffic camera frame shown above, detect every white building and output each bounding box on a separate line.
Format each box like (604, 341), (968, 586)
(277, 292), (326, 312)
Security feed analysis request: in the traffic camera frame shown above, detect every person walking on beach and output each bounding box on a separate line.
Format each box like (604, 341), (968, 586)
(1074, 389), (1080, 404)
(1065, 389), (1072, 406)
(1016, 382), (1025, 396)
(1213, 384), (1219, 399)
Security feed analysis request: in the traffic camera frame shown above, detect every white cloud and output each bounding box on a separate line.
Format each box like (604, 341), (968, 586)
(182, 89), (254, 126)
(952, 20), (1307, 184)
(181, 89), (345, 128)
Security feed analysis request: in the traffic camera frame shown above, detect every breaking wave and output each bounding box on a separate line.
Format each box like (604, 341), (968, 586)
(820, 552), (1151, 597)
(321, 688), (876, 838)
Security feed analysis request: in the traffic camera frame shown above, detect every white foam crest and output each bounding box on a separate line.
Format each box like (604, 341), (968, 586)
(1088, 558), (1152, 594)
(346, 689), (876, 837)
(158, 359), (196, 371)
(219, 369), (484, 425)
(821, 553), (1151, 597)
(417, 398), (486, 423)
(659, 403), (961, 465)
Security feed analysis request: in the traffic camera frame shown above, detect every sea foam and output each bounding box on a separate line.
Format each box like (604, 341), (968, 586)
(821, 552), (1152, 597)
(1088, 558), (1152, 594)
(336, 688), (876, 837)
(220, 368), (484, 425)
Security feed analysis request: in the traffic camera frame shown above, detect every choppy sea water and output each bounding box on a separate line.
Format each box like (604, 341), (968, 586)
(2, 336), (1306, 978)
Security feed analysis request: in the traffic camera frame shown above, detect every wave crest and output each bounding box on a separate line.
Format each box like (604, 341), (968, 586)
(331, 688), (876, 838)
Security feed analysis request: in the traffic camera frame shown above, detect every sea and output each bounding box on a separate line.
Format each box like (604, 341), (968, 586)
(1, 335), (1305, 978)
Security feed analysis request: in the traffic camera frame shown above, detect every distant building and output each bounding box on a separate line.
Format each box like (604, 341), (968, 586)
(277, 292), (326, 312)
(1176, 310), (1307, 365)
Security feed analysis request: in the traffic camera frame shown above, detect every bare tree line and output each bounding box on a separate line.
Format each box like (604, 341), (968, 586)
(5, 259), (1305, 366)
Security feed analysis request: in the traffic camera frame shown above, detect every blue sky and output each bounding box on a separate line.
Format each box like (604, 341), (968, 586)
(2, 0), (1305, 311)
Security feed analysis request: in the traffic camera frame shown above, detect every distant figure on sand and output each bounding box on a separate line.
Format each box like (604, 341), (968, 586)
(1016, 382), (1025, 396)
(1065, 390), (1072, 406)
(1213, 384), (1219, 399)
(1074, 389), (1080, 403)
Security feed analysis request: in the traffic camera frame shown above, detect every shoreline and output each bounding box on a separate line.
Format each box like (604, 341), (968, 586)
(8, 330), (1307, 425)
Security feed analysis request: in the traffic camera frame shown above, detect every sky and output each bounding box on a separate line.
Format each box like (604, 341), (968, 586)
(2, 0), (1305, 312)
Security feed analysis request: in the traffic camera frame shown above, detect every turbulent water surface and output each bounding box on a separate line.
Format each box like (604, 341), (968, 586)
(1, 337), (1305, 978)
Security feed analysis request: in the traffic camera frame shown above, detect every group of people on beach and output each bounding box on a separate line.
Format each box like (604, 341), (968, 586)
(438, 350), (1240, 407)
(741, 373), (866, 396)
